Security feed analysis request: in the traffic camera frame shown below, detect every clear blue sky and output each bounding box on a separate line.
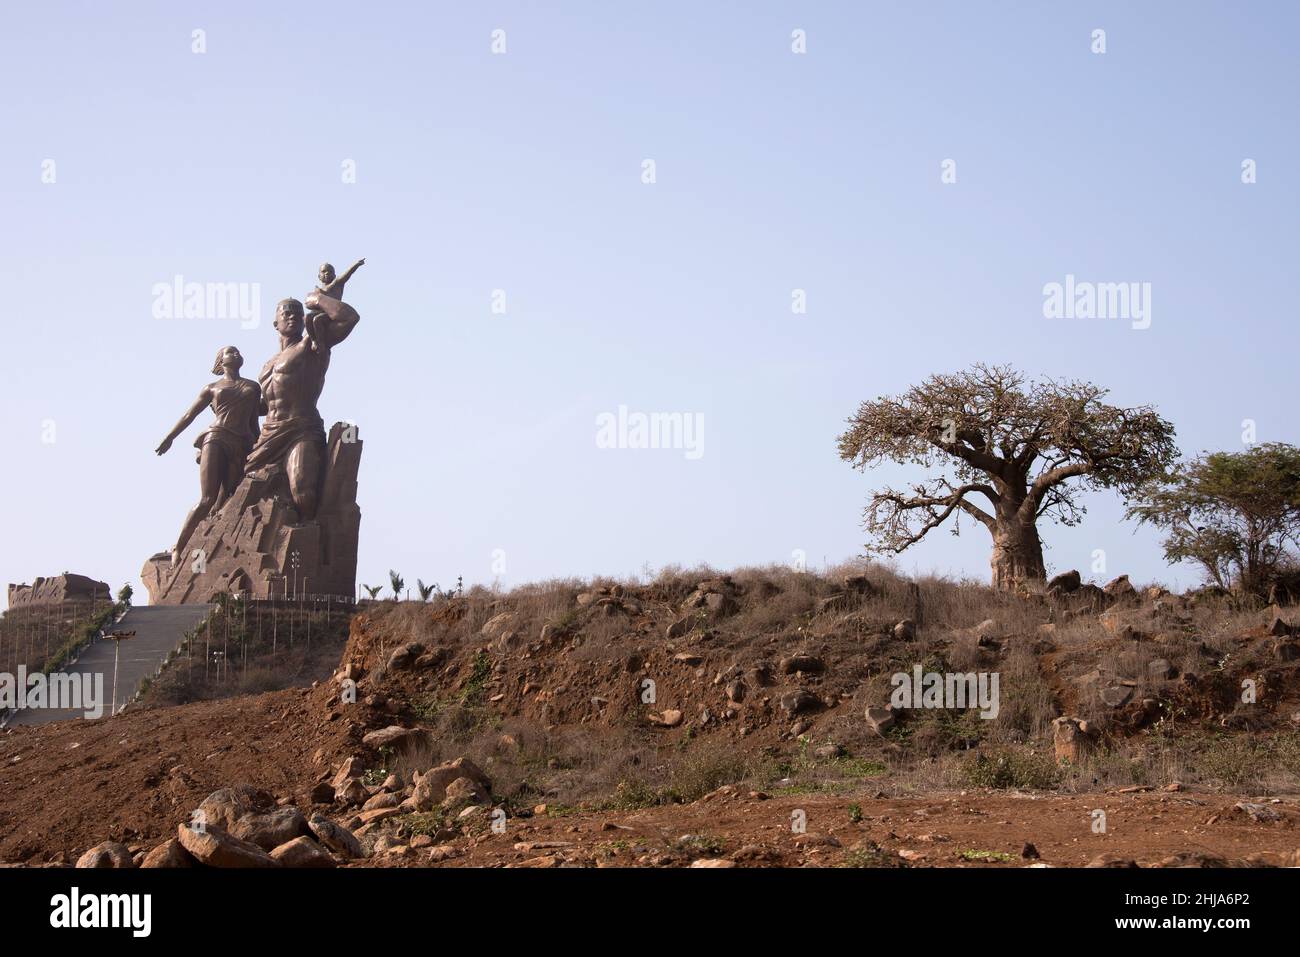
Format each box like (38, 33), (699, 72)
(1, 1), (1296, 608)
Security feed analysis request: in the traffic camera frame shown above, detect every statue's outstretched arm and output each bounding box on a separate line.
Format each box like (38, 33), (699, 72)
(156, 387), (212, 455)
(338, 257), (365, 284)
(302, 291), (360, 348)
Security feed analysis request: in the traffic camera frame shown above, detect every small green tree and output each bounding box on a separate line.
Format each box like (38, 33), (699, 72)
(416, 579), (436, 601)
(388, 570), (405, 600)
(117, 583), (133, 606)
(362, 584), (382, 601)
(1127, 442), (1300, 598)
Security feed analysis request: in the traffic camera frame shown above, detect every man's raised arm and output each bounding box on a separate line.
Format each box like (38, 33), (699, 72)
(302, 291), (360, 348)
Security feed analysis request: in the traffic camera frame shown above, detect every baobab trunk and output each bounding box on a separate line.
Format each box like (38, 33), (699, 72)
(990, 519), (1046, 590)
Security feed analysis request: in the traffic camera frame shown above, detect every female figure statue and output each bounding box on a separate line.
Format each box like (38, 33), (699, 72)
(155, 345), (262, 565)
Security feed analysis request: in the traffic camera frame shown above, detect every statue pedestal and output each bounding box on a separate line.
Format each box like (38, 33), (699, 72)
(143, 422), (362, 603)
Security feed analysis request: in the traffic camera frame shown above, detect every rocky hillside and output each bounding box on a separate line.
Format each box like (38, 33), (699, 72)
(4, 563), (1299, 868)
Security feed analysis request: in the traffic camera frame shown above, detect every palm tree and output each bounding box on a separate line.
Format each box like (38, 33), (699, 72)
(361, 584), (382, 601)
(417, 579), (436, 602)
(388, 570), (405, 600)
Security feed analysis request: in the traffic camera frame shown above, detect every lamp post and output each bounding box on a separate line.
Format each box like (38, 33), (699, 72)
(105, 630), (136, 716)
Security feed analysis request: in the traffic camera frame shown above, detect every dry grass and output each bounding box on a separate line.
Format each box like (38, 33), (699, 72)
(344, 561), (1300, 806)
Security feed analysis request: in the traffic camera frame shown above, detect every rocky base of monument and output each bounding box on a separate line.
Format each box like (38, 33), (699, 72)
(7, 574), (111, 608)
(142, 422), (362, 604)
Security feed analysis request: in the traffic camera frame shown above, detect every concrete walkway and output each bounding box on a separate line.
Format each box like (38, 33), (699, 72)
(5, 604), (212, 726)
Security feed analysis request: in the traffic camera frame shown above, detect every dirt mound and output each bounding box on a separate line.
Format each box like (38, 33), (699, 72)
(2, 562), (1298, 867)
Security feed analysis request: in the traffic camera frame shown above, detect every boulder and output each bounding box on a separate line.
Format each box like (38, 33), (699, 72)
(362, 725), (430, 752)
(842, 574), (874, 594)
(140, 839), (195, 868)
(1147, 658), (1175, 680)
(176, 824), (279, 868)
(892, 619), (916, 641)
(441, 776), (489, 808)
(1100, 685), (1135, 708)
(1052, 716), (1092, 764)
(1103, 575), (1138, 602)
(231, 806), (309, 851)
(411, 757), (492, 808)
(666, 617), (693, 639)
(331, 757), (364, 790)
(197, 784), (277, 831)
(335, 778), (369, 807)
(780, 689), (821, 716)
(307, 814), (364, 859)
(386, 641), (425, 671)
(864, 706), (895, 734)
(309, 781), (336, 804)
(271, 836), (337, 868)
(1047, 570), (1081, 594)
(75, 841), (134, 869)
(362, 791), (400, 812)
(779, 653), (825, 675)
(480, 612), (515, 639)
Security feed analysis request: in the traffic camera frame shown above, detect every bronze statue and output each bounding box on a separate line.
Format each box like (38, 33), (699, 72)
(243, 289), (360, 521)
(305, 259), (364, 351)
(155, 346), (262, 564)
(145, 259), (366, 604)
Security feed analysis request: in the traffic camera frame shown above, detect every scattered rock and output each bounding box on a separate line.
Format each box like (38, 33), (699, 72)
(335, 778), (369, 807)
(1103, 575), (1138, 602)
(653, 709), (684, 728)
(1233, 802), (1283, 824)
(780, 689), (821, 716)
(480, 612), (516, 638)
(666, 617), (692, 639)
(176, 824), (279, 868)
(779, 653), (825, 675)
(140, 839), (194, 868)
(231, 806), (309, 851)
(892, 619), (916, 641)
(1048, 570), (1081, 594)
(75, 841), (134, 869)
(386, 641), (425, 671)
(1100, 685), (1135, 709)
(1147, 658), (1175, 680)
(308, 814), (364, 859)
(1051, 716), (1093, 764)
(864, 706), (895, 734)
(1269, 616), (1294, 637)
(309, 781), (335, 804)
(361, 725), (429, 752)
(271, 835), (337, 867)
(442, 776), (489, 808)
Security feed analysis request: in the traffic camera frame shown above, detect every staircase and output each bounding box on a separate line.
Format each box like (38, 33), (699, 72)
(4, 604), (213, 726)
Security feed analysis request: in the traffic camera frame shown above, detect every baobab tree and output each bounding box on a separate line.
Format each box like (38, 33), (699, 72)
(837, 364), (1177, 589)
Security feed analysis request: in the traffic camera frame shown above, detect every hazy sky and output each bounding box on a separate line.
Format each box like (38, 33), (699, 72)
(2, 1), (1296, 608)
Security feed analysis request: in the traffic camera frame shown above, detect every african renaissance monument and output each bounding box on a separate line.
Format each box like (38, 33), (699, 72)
(141, 260), (366, 603)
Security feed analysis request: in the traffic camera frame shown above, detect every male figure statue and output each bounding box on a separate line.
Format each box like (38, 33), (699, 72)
(243, 290), (360, 521)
